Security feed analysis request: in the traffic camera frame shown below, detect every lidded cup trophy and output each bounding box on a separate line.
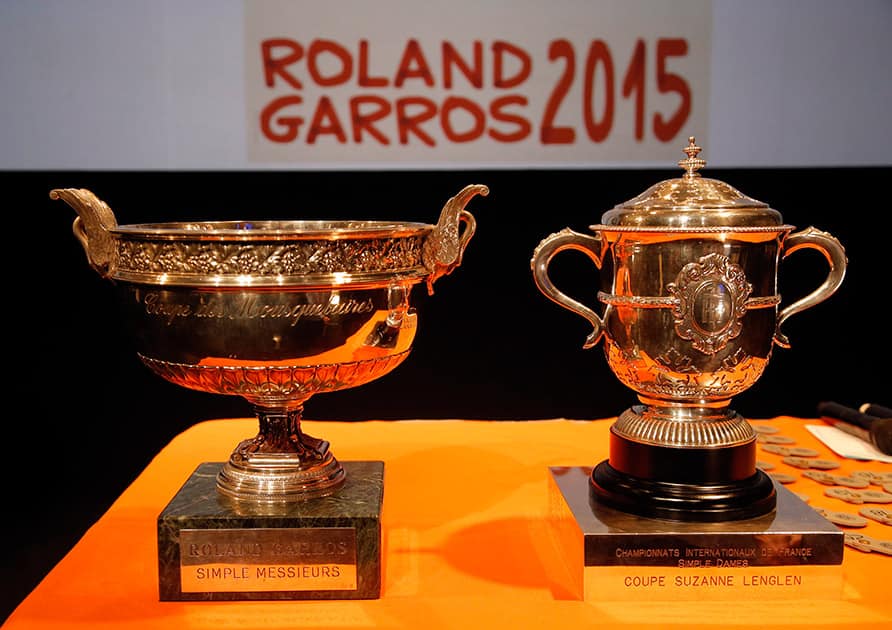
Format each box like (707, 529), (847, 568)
(53, 183), (487, 600)
(532, 138), (846, 522)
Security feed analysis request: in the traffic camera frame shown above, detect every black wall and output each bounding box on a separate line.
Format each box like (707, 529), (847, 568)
(4, 167), (888, 621)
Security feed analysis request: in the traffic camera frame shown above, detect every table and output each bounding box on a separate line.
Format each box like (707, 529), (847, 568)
(5, 417), (892, 629)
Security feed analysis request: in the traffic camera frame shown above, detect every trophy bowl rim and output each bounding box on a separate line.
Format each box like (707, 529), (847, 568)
(110, 219), (434, 240)
(588, 223), (795, 233)
(111, 269), (430, 287)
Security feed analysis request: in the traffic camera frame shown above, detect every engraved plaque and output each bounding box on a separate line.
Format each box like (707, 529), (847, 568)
(179, 528), (357, 593)
(158, 461), (384, 601)
(547, 466), (844, 602)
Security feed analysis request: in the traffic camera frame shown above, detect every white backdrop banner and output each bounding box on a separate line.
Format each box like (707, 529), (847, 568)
(1, 0), (890, 169)
(245, 0), (710, 167)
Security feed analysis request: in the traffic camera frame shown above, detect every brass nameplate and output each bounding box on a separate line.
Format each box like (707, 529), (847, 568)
(546, 467), (845, 602)
(179, 528), (357, 593)
(581, 565), (843, 601)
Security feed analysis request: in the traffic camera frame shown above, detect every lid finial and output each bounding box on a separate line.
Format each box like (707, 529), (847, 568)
(678, 136), (706, 178)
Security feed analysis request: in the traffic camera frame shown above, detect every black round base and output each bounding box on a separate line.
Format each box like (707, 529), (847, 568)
(590, 460), (777, 522)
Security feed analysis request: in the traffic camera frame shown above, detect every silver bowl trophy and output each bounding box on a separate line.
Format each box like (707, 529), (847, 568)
(532, 139), (847, 600)
(53, 184), (488, 601)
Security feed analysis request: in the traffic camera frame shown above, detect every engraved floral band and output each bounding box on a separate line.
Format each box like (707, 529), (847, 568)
(597, 292), (780, 309)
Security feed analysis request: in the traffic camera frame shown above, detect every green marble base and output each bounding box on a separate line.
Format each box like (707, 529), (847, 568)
(158, 461), (384, 601)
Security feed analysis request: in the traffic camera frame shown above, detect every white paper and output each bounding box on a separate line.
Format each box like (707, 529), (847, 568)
(805, 424), (892, 464)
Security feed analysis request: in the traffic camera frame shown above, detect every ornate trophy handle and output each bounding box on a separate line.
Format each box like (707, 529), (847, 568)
(423, 184), (488, 295)
(775, 226), (847, 348)
(531, 228), (605, 349)
(50, 188), (119, 279)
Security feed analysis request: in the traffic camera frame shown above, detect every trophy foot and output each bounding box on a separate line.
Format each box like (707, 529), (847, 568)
(590, 404), (777, 522)
(216, 404), (347, 502)
(590, 460), (776, 522)
(217, 444), (346, 503)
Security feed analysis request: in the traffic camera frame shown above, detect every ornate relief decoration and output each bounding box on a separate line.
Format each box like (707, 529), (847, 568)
(117, 237), (426, 277)
(667, 253), (751, 355)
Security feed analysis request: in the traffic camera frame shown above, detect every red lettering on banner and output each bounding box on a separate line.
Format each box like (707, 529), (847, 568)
(489, 95), (531, 142)
(541, 39), (575, 144)
(492, 41), (531, 89)
(306, 96), (347, 143)
(395, 40), (436, 87)
(262, 39), (304, 89)
(583, 40), (614, 142)
(441, 96), (486, 142)
(307, 40), (352, 87)
(622, 39), (646, 141)
(262, 94), (532, 145)
(358, 40), (388, 87)
(261, 95), (304, 141)
(443, 42), (483, 89)
(396, 97), (438, 145)
(350, 96), (391, 144)
(255, 36), (694, 147)
(654, 38), (691, 142)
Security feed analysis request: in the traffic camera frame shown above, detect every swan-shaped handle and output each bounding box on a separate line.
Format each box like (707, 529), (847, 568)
(50, 188), (119, 279)
(423, 184), (488, 295)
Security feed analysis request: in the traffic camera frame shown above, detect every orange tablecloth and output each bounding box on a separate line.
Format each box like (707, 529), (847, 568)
(6, 417), (892, 629)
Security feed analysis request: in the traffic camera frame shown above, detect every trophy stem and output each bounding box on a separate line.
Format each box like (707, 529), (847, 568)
(216, 401), (346, 503)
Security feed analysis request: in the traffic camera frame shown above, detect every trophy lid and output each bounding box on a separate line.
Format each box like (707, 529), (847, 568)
(599, 137), (786, 229)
